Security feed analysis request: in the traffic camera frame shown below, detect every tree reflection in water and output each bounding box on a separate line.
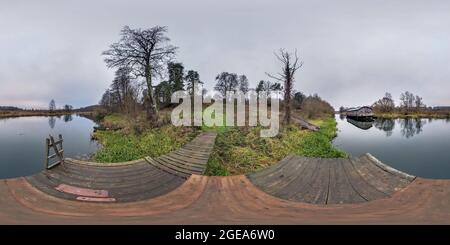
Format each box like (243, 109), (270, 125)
(347, 117), (427, 138)
(373, 118), (395, 137)
(48, 116), (56, 129)
(400, 118), (426, 138)
(63, 114), (73, 122)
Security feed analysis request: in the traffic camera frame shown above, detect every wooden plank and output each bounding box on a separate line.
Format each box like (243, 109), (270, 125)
(247, 155), (295, 180)
(365, 153), (416, 181)
(48, 150), (64, 160)
(156, 156), (204, 173)
(175, 148), (210, 157)
(290, 158), (330, 204)
(106, 173), (183, 198)
(161, 154), (206, 167)
(145, 157), (190, 179)
(116, 176), (185, 202)
(351, 156), (410, 195)
(61, 160), (153, 177)
(64, 163), (165, 179)
(341, 158), (389, 201)
(49, 139), (63, 146)
(49, 167), (168, 188)
(55, 184), (109, 197)
(262, 157), (312, 196)
(270, 158), (319, 201)
(153, 158), (200, 175)
(327, 159), (366, 204)
(282, 158), (321, 201)
(76, 196), (116, 202)
(25, 174), (79, 201)
(248, 155), (298, 187)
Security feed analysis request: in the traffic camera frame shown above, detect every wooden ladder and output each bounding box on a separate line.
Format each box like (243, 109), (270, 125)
(45, 134), (64, 169)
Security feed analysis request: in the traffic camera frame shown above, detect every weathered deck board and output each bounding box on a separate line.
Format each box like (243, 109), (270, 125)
(340, 159), (388, 201)
(2, 152), (450, 224)
(296, 158), (331, 204)
(2, 175), (449, 224)
(284, 158), (321, 201)
(267, 157), (312, 197)
(327, 159), (366, 204)
(248, 155), (415, 204)
(351, 156), (410, 195)
(25, 132), (217, 203)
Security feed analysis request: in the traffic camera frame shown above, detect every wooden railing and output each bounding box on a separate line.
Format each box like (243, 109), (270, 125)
(45, 134), (64, 169)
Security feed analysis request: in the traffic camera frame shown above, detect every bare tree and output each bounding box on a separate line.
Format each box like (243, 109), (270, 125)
(102, 26), (177, 124)
(49, 99), (56, 112)
(415, 95), (425, 111)
(373, 92), (395, 113)
(267, 49), (303, 124)
(400, 91), (415, 112)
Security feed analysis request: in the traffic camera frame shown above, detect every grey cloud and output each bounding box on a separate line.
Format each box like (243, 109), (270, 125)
(1, 0), (449, 108)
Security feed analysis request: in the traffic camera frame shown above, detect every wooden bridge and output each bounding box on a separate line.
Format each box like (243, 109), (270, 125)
(0, 132), (449, 224)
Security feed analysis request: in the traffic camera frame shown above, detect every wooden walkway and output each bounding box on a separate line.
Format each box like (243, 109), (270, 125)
(1, 131), (449, 224)
(25, 132), (216, 203)
(247, 153), (415, 204)
(145, 133), (216, 178)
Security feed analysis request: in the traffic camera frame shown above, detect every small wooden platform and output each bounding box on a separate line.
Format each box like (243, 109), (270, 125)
(247, 153), (415, 204)
(25, 132), (217, 203)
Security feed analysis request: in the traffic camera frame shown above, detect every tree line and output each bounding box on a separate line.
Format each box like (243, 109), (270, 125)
(339, 91), (427, 114)
(100, 25), (330, 125)
(48, 99), (73, 112)
(372, 91), (426, 113)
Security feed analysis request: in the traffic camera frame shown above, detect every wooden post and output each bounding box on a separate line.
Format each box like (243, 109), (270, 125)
(45, 134), (64, 169)
(58, 134), (64, 159)
(45, 138), (50, 170)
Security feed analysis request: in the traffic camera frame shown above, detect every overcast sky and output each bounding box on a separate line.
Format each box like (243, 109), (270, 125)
(1, 0), (449, 109)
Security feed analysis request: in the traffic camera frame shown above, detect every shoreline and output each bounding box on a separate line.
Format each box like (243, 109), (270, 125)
(0, 111), (94, 119)
(337, 113), (450, 120)
(373, 113), (450, 119)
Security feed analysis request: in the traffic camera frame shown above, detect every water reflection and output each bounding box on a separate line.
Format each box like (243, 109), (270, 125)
(373, 118), (395, 137)
(347, 118), (373, 130)
(400, 118), (426, 138)
(345, 117), (427, 138)
(0, 115), (99, 179)
(48, 116), (56, 129)
(63, 114), (73, 122)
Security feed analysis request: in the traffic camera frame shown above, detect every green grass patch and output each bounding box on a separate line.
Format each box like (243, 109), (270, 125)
(93, 125), (197, 162)
(101, 114), (131, 129)
(205, 118), (346, 176)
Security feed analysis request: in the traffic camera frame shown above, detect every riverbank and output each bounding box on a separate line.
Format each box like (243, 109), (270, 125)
(93, 113), (345, 175)
(205, 118), (346, 175)
(0, 110), (94, 119)
(92, 113), (197, 162)
(374, 112), (450, 119)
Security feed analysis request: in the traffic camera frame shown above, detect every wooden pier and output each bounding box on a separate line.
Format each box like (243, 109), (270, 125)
(0, 132), (449, 224)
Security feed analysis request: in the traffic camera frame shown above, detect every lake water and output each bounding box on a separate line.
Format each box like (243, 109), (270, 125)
(0, 115), (99, 179)
(333, 115), (450, 179)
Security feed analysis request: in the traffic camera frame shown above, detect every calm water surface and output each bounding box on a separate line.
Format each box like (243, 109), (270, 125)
(333, 115), (450, 179)
(0, 115), (99, 179)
